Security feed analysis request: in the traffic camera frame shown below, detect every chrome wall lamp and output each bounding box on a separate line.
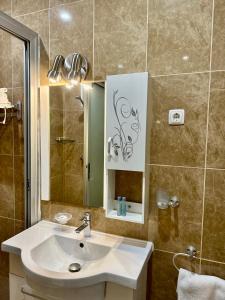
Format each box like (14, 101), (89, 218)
(47, 53), (89, 86)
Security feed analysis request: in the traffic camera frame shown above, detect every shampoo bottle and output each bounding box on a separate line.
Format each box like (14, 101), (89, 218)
(117, 196), (122, 216)
(121, 197), (127, 216)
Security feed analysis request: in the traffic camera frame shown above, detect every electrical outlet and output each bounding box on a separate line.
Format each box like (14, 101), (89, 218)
(168, 109), (185, 125)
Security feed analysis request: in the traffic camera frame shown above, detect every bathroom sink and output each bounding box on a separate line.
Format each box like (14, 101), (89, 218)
(30, 235), (110, 273)
(2, 220), (153, 291)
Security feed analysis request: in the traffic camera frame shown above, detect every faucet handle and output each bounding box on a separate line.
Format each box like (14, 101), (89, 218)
(80, 212), (91, 222)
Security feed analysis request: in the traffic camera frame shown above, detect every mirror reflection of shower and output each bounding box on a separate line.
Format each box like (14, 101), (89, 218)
(75, 96), (84, 107)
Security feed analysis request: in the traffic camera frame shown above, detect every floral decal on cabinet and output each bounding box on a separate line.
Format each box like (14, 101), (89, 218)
(111, 89), (141, 161)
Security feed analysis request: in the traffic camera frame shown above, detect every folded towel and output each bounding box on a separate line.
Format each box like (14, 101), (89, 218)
(177, 268), (225, 300)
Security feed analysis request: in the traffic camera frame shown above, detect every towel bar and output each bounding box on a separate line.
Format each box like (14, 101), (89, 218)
(173, 245), (197, 271)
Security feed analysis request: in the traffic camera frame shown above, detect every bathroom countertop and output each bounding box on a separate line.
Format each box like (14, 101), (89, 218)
(1, 220), (153, 289)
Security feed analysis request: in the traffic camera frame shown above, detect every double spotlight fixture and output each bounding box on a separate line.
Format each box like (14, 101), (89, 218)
(47, 53), (89, 87)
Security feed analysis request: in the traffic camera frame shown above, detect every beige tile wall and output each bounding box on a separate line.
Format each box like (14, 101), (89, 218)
(2, 0), (224, 299)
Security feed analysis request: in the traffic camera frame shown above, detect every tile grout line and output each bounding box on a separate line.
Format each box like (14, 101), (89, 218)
(148, 163), (225, 171)
(48, 4), (51, 69)
(154, 248), (225, 266)
(11, 16), (16, 234)
(145, 0), (149, 72)
(14, 0), (85, 19)
(199, 0), (215, 273)
(13, 8), (49, 18)
(92, 0), (95, 81)
(148, 163), (205, 170)
(151, 70), (211, 78)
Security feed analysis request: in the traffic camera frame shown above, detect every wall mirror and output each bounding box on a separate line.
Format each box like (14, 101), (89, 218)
(49, 83), (105, 208)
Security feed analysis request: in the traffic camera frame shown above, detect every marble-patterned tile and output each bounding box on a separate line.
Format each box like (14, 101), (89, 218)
(45, 202), (149, 240)
(211, 0), (225, 71)
(50, 0), (93, 80)
(11, 36), (24, 88)
(149, 73), (209, 167)
(50, 109), (63, 144)
(0, 156), (14, 219)
(0, 119), (13, 155)
(14, 156), (24, 221)
(0, 217), (14, 276)
(63, 143), (83, 175)
(64, 174), (84, 205)
(50, 0), (80, 7)
(115, 171), (142, 203)
(150, 250), (200, 300)
(14, 220), (25, 234)
(12, 0), (49, 16)
(50, 86), (64, 110)
(0, 0), (12, 15)
(41, 200), (51, 219)
(148, 165), (204, 253)
(201, 260), (225, 280)
(148, 0), (212, 75)
(0, 273), (9, 300)
(207, 71), (225, 168)
(50, 176), (64, 202)
(94, 0), (147, 80)
(63, 110), (84, 143)
(51, 143), (63, 178)
(16, 10), (50, 86)
(0, 30), (12, 88)
(202, 169), (225, 263)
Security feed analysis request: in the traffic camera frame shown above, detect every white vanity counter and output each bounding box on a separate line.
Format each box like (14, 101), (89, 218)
(2, 220), (153, 292)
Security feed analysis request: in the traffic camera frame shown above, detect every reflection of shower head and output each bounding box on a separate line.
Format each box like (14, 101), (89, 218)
(75, 96), (84, 107)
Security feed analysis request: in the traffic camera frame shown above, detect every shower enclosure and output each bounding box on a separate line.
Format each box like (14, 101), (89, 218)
(0, 12), (40, 299)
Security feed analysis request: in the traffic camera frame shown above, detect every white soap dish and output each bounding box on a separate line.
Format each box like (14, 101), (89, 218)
(54, 212), (72, 225)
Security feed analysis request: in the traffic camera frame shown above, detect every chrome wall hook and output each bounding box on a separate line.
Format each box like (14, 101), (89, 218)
(156, 190), (180, 209)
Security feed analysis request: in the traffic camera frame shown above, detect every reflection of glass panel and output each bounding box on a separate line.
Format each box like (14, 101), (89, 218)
(0, 28), (25, 299)
(86, 83), (105, 207)
(49, 83), (105, 208)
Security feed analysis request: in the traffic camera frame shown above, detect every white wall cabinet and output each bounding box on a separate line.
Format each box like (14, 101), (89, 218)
(104, 73), (149, 224)
(105, 72), (148, 172)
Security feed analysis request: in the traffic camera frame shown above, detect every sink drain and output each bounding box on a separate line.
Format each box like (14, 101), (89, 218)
(68, 263), (81, 273)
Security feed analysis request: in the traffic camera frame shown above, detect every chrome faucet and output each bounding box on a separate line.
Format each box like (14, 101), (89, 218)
(75, 212), (91, 237)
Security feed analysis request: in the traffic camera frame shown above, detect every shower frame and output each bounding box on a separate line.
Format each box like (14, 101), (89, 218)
(0, 11), (40, 227)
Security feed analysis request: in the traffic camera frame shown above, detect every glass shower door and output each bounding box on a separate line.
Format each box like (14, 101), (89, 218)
(0, 28), (25, 300)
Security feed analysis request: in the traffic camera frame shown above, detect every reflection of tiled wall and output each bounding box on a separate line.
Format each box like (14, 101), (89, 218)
(0, 13), (25, 299)
(3, 0), (225, 299)
(50, 86), (84, 205)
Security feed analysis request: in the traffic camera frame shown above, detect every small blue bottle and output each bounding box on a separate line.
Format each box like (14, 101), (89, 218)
(121, 197), (127, 216)
(117, 196), (122, 216)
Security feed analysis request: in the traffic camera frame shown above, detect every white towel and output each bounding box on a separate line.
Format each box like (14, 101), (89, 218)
(177, 268), (225, 300)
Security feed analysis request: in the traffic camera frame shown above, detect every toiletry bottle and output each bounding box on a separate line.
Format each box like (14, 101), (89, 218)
(117, 196), (122, 216)
(121, 197), (127, 216)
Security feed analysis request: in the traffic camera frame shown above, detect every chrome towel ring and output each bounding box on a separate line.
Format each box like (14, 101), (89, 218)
(173, 245), (197, 271)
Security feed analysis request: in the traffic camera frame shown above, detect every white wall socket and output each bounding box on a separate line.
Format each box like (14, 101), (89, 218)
(168, 109), (185, 125)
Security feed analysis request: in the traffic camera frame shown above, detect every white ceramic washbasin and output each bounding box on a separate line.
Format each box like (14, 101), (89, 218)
(31, 235), (110, 273)
(2, 220), (153, 291)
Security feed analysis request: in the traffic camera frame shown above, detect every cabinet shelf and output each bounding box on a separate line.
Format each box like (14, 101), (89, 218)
(106, 210), (143, 224)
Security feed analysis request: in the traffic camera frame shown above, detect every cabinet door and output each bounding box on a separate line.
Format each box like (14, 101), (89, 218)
(105, 72), (148, 172)
(9, 274), (26, 300)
